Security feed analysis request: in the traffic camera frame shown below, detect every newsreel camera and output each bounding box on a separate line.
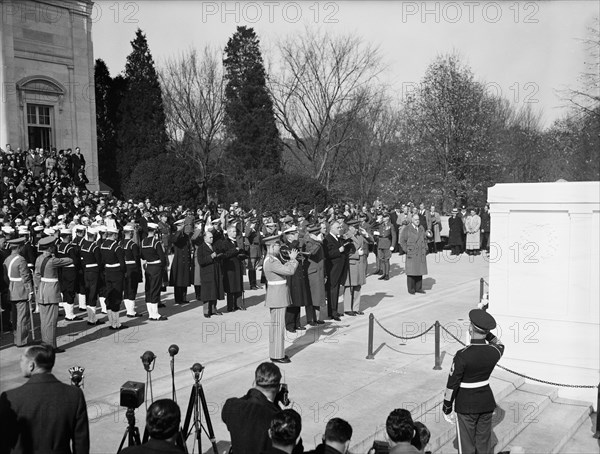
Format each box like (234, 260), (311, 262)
(116, 381), (145, 452)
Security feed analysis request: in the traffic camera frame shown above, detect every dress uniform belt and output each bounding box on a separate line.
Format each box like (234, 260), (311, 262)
(125, 260), (136, 264)
(146, 260), (161, 265)
(105, 263), (120, 268)
(65, 264), (75, 268)
(41, 277), (59, 283)
(85, 263), (98, 268)
(460, 380), (489, 388)
(9, 277), (22, 281)
(268, 280), (286, 286)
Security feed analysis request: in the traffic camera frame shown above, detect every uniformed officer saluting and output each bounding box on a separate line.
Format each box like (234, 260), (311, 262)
(442, 309), (505, 454)
(263, 235), (298, 364)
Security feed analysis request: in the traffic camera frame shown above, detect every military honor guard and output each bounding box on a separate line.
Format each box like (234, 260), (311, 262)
(3, 238), (34, 347)
(95, 225), (108, 314)
(443, 309), (505, 454)
(99, 226), (128, 330)
(122, 224), (142, 317)
(79, 227), (104, 325)
(140, 223), (168, 321)
(399, 214), (429, 295)
(72, 225), (88, 312)
(56, 229), (81, 321)
(263, 235), (298, 363)
(33, 236), (74, 353)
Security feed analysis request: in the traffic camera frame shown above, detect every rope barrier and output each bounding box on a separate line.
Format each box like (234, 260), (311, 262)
(373, 316), (435, 340)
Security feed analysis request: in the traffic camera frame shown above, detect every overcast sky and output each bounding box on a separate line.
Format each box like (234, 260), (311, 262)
(92, 1), (598, 127)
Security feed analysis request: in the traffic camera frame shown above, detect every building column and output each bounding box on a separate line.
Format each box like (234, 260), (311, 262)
(0, 2), (9, 148)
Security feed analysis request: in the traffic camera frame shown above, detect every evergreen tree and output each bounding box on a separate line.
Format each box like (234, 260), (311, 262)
(223, 26), (282, 199)
(116, 28), (167, 192)
(94, 59), (118, 191)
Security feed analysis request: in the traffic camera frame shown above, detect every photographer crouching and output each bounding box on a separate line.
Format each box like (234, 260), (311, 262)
(221, 362), (303, 454)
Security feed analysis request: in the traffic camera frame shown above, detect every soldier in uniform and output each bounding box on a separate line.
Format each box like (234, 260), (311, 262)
(342, 220), (369, 316)
(375, 212), (397, 281)
(56, 229), (80, 321)
(33, 236), (73, 353)
(3, 238), (34, 347)
(263, 235), (298, 363)
(302, 224), (327, 324)
(122, 224), (142, 317)
(79, 226), (104, 325)
(140, 223), (168, 321)
(72, 225), (87, 312)
(99, 226), (128, 330)
(244, 217), (262, 290)
(16, 226), (36, 274)
(95, 225), (108, 313)
(443, 309), (505, 454)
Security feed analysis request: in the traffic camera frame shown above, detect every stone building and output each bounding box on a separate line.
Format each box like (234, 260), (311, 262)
(0, 0), (98, 189)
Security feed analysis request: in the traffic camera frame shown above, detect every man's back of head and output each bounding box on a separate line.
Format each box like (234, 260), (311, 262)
(21, 343), (55, 377)
(146, 399), (181, 442)
(255, 362), (282, 390)
(386, 408), (415, 444)
(323, 417), (353, 453)
(269, 409), (302, 453)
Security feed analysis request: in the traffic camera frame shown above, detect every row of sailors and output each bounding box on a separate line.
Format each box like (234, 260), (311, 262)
(2, 222), (169, 352)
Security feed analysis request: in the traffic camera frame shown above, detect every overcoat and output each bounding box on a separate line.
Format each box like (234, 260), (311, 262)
(197, 241), (224, 301)
(399, 224), (428, 276)
(323, 233), (348, 286)
(169, 230), (193, 287)
(215, 236), (245, 293)
(465, 214), (481, 250)
(303, 235), (326, 307)
(344, 234), (368, 287)
(282, 239), (309, 307)
(448, 215), (464, 247)
(425, 211), (442, 243)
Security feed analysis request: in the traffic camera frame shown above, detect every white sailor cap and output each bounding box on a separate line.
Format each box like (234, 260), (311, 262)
(60, 228), (72, 236)
(96, 225), (107, 233)
(123, 224), (135, 232)
(86, 227), (97, 235)
(106, 226), (119, 234)
(43, 228), (56, 236)
(74, 224), (86, 231)
(283, 226), (298, 234)
(147, 222), (158, 230)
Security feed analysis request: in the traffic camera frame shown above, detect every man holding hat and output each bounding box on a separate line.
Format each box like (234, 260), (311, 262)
(140, 222), (168, 320)
(263, 235), (299, 363)
(442, 309), (505, 454)
(33, 236), (74, 352)
(3, 237), (34, 346)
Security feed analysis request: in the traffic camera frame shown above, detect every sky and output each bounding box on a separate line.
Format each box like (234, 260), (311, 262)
(91, 1), (599, 127)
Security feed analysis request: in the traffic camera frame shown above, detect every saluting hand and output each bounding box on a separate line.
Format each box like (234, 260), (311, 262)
(288, 248), (299, 261)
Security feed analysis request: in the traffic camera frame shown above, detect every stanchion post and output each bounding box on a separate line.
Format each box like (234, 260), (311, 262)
(366, 313), (375, 360)
(594, 383), (600, 439)
(479, 278), (484, 301)
(433, 321), (442, 370)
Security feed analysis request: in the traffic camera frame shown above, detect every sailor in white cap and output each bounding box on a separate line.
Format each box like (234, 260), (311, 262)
(140, 222), (167, 320)
(80, 226), (104, 326)
(99, 226), (128, 329)
(95, 224), (108, 314)
(72, 225), (87, 312)
(56, 229), (81, 322)
(121, 224), (142, 317)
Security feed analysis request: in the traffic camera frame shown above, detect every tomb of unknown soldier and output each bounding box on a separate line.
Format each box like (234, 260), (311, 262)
(0, 1), (598, 453)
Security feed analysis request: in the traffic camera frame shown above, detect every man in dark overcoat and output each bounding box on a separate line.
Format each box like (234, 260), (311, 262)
(215, 224), (246, 312)
(303, 224), (327, 324)
(197, 230), (224, 318)
(399, 214), (429, 295)
(323, 220), (348, 321)
(169, 217), (193, 304)
(448, 208), (464, 255)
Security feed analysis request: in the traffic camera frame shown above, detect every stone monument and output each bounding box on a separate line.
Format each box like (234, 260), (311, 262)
(488, 181), (599, 403)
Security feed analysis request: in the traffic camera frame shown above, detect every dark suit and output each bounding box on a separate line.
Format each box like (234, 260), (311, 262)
(0, 373), (89, 454)
(197, 242), (224, 315)
(323, 233), (348, 317)
(215, 236), (245, 311)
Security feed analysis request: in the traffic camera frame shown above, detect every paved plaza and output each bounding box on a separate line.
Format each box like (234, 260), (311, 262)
(0, 251), (594, 453)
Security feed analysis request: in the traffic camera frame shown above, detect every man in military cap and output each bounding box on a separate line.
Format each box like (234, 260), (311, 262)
(79, 226), (103, 325)
(72, 225), (87, 313)
(3, 237), (34, 346)
(33, 236), (73, 352)
(244, 217), (262, 290)
(263, 235), (298, 363)
(442, 309), (505, 454)
(140, 223), (168, 320)
(56, 229), (81, 321)
(122, 224), (142, 317)
(375, 212), (397, 281)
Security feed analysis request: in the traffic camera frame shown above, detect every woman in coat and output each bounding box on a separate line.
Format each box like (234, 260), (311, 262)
(465, 208), (481, 255)
(342, 221), (369, 315)
(399, 214), (429, 295)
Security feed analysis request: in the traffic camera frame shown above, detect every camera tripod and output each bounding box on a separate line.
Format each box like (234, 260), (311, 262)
(181, 364), (218, 454)
(117, 407), (141, 453)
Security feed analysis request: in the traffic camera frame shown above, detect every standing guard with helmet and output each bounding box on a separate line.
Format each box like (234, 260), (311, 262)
(122, 224), (142, 318)
(263, 235), (298, 363)
(442, 309), (505, 454)
(140, 223), (168, 321)
(56, 229), (81, 321)
(79, 227), (104, 326)
(33, 236), (73, 353)
(99, 226), (128, 330)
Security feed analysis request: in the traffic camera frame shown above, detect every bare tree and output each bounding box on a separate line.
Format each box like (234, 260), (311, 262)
(270, 27), (384, 190)
(160, 47), (226, 201)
